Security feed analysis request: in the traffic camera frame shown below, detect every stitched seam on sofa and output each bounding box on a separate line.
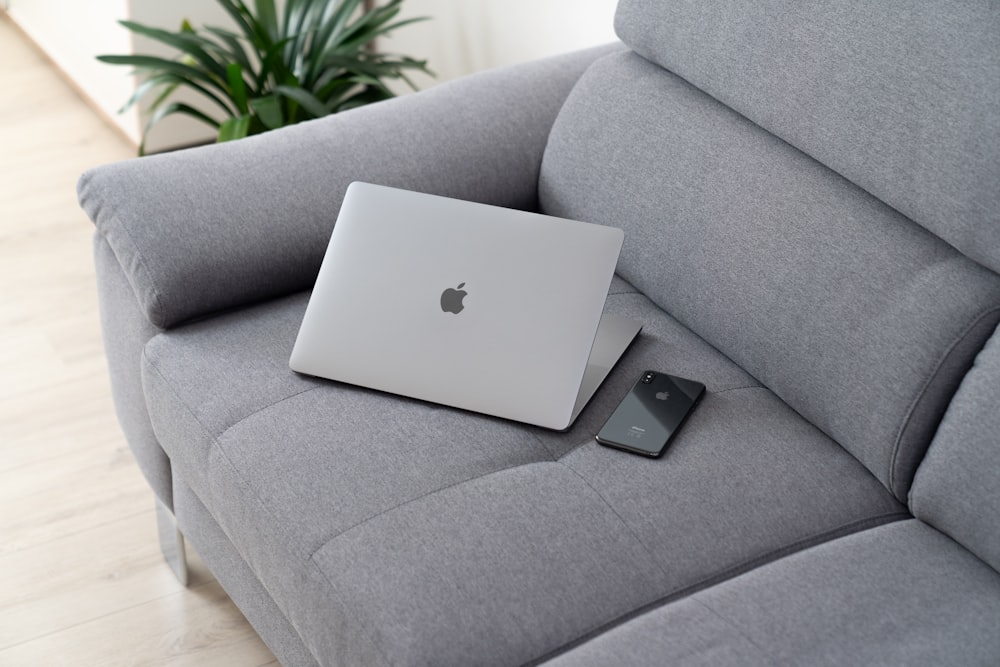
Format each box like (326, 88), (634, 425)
(141, 352), (307, 565)
(523, 511), (912, 666)
(524, 425), (559, 461)
(660, 511), (912, 603)
(557, 461), (670, 580)
(215, 385), (325, 443)
(306, 460), (553, 559)
(145, 354), (354, 664)
(304, 463), (566, 667)
(202, 425), (365, 666)
(308, 548), (395, 667)
(142, 348), (220, 461)
(712, 383), (765, 395)
(140, 353), (279, 584)
(888, 305), (1000, 497)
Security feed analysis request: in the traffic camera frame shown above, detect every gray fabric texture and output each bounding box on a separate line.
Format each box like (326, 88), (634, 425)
(141, 286), (903, 666)
(545, 520), (1000, 666)
(141, 293), (551, 663)
(77, 43), (622, 330)
(172, 478), (319, 667)
(911, 323), (1000, 572)
(535, 279), (763, 459)
(93, 234), (171, 507)
(560, 389), (904, 587)
(614, 0), (1000, 274)
(540, 51), (1000, 501)
(313, 463), (671, 666)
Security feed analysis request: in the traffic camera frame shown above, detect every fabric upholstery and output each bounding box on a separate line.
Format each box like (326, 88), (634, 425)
(82, 4), (1000, 664)
(312, 463), (671, 666)
(540, 51), (1000, 501)
(911, 323), (1000, 571)
(533, 281), (761, 459)
(560, 390), (904, 588)
(93, 234), (171, 506)
(142, 286), (903, 666)
(77, 43), (622, 329)
(173, 478), (318, 667)
(614, 0), (1000, 274)
(544, 520), (1000, 666)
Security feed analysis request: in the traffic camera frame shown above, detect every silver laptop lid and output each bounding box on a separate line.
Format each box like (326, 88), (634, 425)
(290, 182), (626, 430)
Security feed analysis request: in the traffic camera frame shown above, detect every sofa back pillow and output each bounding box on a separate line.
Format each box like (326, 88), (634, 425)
(539, 2), (1000, 502)
(910, 325), (1000, 572)
(613, 0), (1000, 275)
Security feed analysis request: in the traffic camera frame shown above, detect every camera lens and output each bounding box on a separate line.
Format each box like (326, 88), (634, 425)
(642, 372), (655, 383)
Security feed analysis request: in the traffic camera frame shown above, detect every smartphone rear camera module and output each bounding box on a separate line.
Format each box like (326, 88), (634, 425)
(641, 372), (656, 384)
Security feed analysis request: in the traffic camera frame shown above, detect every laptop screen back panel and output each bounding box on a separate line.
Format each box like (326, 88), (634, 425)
(290, 182), (624, 430)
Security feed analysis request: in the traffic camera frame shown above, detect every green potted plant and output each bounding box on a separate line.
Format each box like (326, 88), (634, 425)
(99, 0), (430, 154)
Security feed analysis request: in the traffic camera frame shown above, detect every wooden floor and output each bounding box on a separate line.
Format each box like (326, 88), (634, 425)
(0, 15), (277, 666)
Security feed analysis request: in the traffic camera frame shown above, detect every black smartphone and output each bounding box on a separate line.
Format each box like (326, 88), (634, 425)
(596, 370), (705, 457)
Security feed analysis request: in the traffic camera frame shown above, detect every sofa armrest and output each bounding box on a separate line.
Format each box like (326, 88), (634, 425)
(78, 43), (622, 329)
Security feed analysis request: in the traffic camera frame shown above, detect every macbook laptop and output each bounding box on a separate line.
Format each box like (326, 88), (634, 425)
(289, 182), (641, 430)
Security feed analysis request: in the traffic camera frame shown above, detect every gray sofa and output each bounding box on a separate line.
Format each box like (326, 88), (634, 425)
(78, 1), (1000, 665)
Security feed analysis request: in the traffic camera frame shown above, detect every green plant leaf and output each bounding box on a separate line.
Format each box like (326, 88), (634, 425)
(334, 16), (429, 57)
(226, 62), (249, 113)
(213, 0), (258, 43)
(145, 80), (183, 120)
(301, 0), (379, 87)
(100, 0), (433, 153)
(117, 73), (175, 114)
(203, 26), (258, 88)
(272, 84), (329, 118)
(333, 84), (392, 113)
(253, 0), (280, 42)
(217, 114), (252, 142)
(314, 74), (353, 103)
(122, 71), (236, 117)
(137, 101), (221, 155)
(97, 54), (232, 97)
(282, 0), (320, 71)
(116, 20), (229, 82)
(249, 94), (284, 129)
(227, 0), (276, 51)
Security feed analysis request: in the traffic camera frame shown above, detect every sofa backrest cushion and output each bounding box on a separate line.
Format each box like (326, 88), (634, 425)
(910, 325), (1000, 572)
(538, 9), (1000, 502)
(614, 0), (1000, 275)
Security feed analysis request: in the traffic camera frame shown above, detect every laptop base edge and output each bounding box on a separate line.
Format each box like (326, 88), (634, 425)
(563, 314), (643, 431)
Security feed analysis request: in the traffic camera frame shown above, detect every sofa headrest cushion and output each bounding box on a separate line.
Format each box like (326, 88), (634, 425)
(615, 0), (1000, 273)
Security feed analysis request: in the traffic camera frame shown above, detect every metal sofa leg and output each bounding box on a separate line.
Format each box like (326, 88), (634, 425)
(156, 497), (189, 586)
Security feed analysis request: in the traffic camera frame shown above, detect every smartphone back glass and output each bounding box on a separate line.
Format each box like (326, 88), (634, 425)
(596, 371), (705, 457)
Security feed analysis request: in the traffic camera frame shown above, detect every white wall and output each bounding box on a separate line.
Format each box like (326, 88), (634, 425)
(6, 0), (238, 152)
(386, 0), (619, 92)
(8, 0), (620, 152)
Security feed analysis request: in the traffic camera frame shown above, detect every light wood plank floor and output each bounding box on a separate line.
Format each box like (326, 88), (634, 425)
(0, 14), (277, 666)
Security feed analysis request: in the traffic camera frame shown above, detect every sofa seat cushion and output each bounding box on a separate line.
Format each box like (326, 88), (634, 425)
(544, 519), (1000, 666)
(141, 280), (905, 665)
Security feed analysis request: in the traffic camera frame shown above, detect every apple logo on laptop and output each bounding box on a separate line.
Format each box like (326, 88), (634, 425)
(655, 391), (670, 401)
(440, 283), (467, 314)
